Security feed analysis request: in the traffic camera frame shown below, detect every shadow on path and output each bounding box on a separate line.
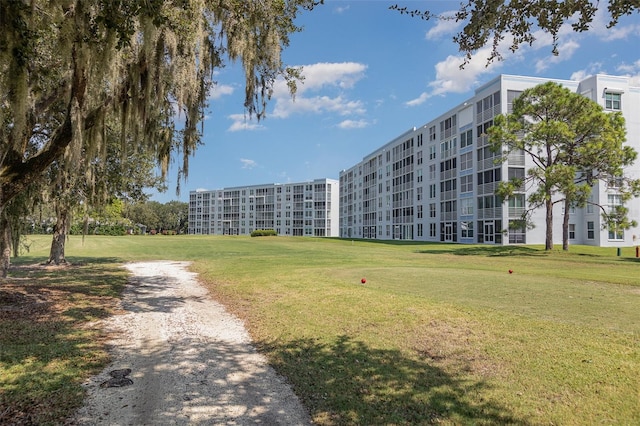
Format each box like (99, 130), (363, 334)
(73, 261), (312, 425)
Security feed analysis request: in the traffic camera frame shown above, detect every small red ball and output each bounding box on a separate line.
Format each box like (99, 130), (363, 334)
(508, 270), (513, 274)
(361, 278), (366, 284)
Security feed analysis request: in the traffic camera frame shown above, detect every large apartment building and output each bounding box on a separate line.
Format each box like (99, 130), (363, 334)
(188, 178), (340, 236)
(339, 74), (640, 246)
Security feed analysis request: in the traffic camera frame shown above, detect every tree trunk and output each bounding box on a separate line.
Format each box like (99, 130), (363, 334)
(48, 209), (69, 265)
(0, 211), (11, 278)
(545, 197), (554, 250)
(562, 198), (570, 251)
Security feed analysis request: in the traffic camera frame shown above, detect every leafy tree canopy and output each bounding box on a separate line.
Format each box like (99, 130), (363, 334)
(1, 0), (320, 208)
(0, 0), (320, 273)
(391, 1), (639, 66)
(488, 81), (639, 250)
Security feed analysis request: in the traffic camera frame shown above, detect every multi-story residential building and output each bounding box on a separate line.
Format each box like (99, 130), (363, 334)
(339, 74), (640, 246)
(188, 178), (340, 236)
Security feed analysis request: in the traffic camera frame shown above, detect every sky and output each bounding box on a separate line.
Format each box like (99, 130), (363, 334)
(151, 0), (640, 203)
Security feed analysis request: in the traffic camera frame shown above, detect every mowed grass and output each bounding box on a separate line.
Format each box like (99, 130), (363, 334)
(0, 256), (127, 425)
(3, 235), (640, 425)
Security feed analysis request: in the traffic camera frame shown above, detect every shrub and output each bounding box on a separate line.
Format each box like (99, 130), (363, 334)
(250, 229), (277, 237)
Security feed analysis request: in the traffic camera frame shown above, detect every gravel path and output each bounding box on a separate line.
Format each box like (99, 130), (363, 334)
(72, 261), (312, 425)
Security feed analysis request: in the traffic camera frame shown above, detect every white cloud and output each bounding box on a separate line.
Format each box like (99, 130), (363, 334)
(616, 59), (640, 86)
(273, 95), (365, 118)
(570, 69), (591, 81)
(535, 39), (581, 73)
(570, 62), (605, 81)
(405, 92), (430, 107)
(587, 4), (640, 41)
(298, 62), (367, 92)
(240, 158), (257, 169)
(601, 24), (640, 41)
(425, 12), (462, 40)
(225, 62), (367, 130)
(334, 5), (349, 14)
(338, 119), (371, 129)
(616, 59), (640, 74)
(208, 83), (234, 100)
(406, 46), (502, 106)
(410, 0), (638, 104)
(270, 62), (367, 119)
(227, 113), (264, 132)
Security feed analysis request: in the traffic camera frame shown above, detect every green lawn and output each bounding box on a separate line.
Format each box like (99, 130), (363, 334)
(2, 234), (639, 425)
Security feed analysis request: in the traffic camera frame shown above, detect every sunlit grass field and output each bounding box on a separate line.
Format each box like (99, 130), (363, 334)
(2, 234), (639, 425)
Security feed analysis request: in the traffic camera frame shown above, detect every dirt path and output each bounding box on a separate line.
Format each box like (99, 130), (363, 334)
(72, 261), (312, 425)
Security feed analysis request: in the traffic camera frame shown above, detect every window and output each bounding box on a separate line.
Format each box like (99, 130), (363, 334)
(608, 176), (624, 189)
(605, 92), (621, 110)
(440, 158), (457, 173)
(609, 225), (624, 240)
(476, 91), (501, 115)
(508, 194), (525, 216)
(608, 194), (622, 209)
(461, 221), (474, 238)
(569, 223), (575, 240)
(607, 194), (624, 240)
(440, 114), (457, 140)
(429, 203), (436, 218)
(477, 144), (498, 162)
(429, 145), (437, 160)
(460, 129), (473, 148)
(441, 200), (456, 213)
(460, 152), (473, 171)
(478, 195), (501, 210)
(587, 221), (595, 239)
(440, 138), (457, 158)
(477, 168), (502, 185)
(460, 198), (474, 215)
(440, 178), (456, 193)
(429, 164), (436, 180)
(460, 175), (473, 193)
(429, 222), (437, 237)
(429, 184), (436, 199)
(508, 167), (525, 180)
(507, 90), (522, 113)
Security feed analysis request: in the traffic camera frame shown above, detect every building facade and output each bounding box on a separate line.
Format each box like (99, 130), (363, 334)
(188, 178), (340, 237)
(339, 74), (640, 246)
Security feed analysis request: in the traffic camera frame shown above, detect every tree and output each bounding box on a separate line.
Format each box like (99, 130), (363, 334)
(156, 201), (189, 234)
(391, 1), (639, 66)
(488, 81), (639, 250)
(124, 202), (160, 233)
(45, 120), (165, 264)
(1, 0), (319, 275)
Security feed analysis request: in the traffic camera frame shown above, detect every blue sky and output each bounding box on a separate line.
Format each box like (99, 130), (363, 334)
(152, 0), (640, 203)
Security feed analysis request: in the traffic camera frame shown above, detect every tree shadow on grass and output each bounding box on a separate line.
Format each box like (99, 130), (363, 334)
(259, 335), (529, 425)
(416, 245), (543, 257)
(0, 258), (127, 424)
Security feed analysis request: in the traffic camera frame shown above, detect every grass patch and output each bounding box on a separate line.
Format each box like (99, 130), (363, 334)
(5, 235), (640, 424)
(0, 259), (126, 425)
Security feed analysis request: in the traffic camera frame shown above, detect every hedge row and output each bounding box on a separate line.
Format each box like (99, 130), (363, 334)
(250, 229), (277, 237)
